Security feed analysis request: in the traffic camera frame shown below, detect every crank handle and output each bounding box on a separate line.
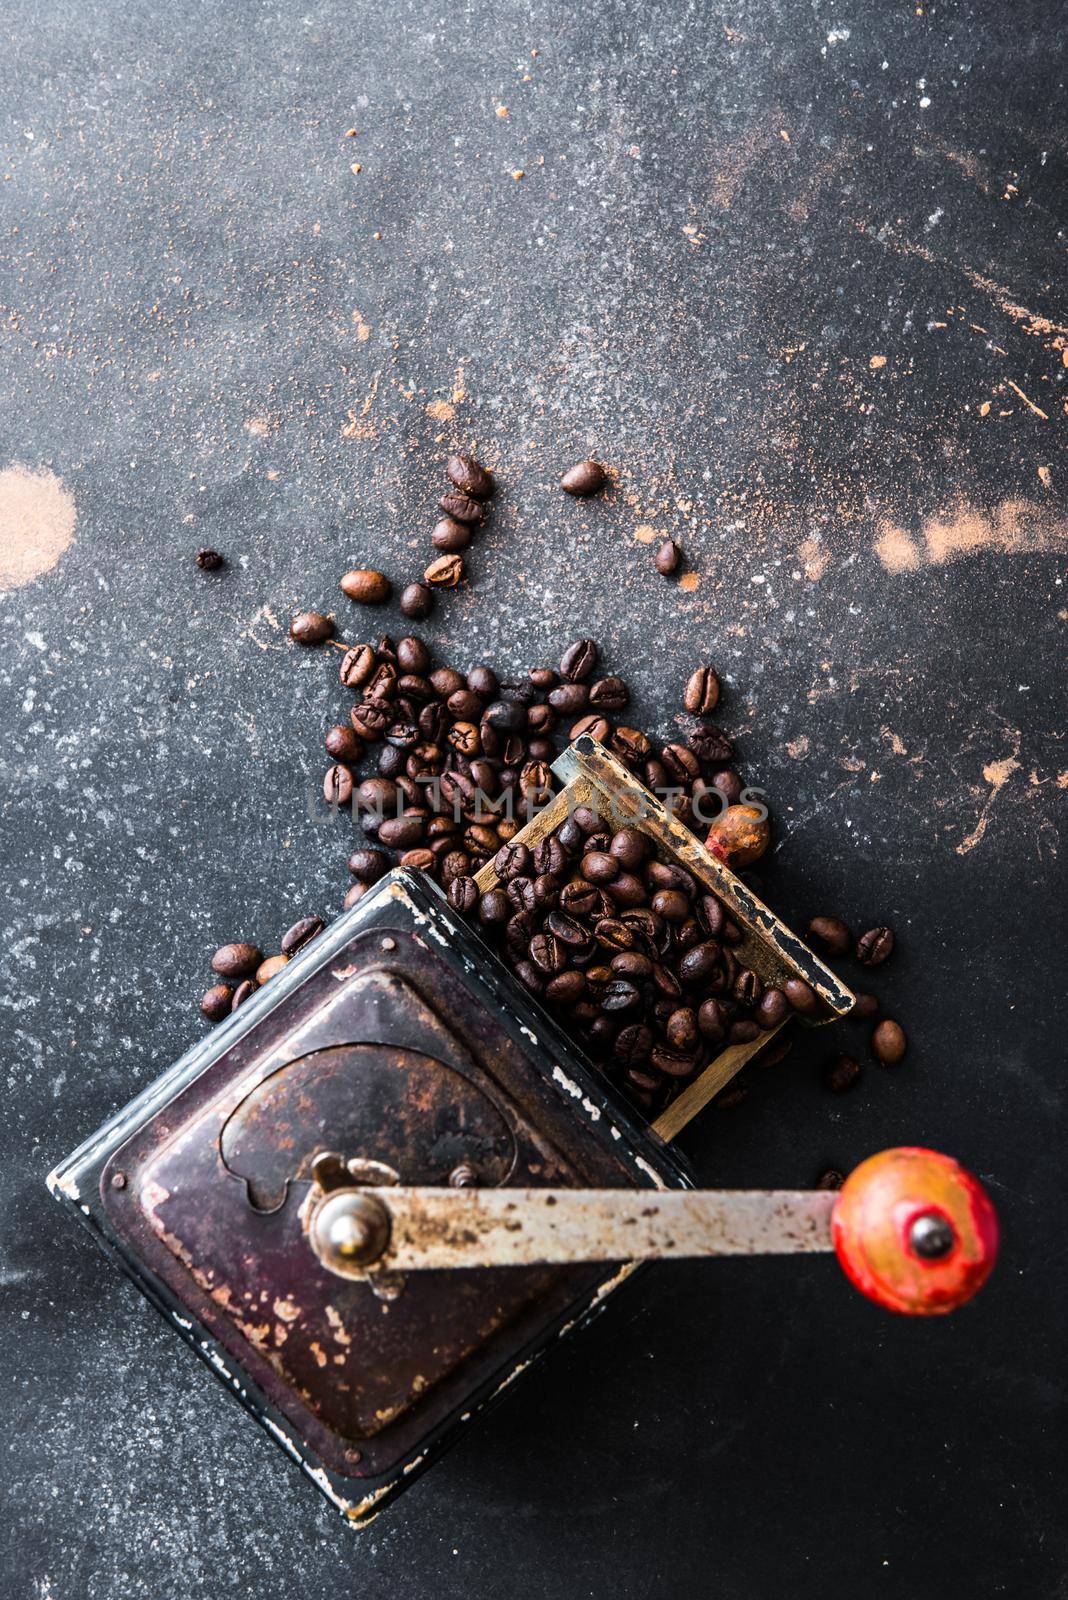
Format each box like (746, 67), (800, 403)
(307, 1147), (998, 1316)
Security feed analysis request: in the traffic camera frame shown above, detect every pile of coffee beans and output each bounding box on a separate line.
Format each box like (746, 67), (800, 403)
(456, 813), (818, 1114)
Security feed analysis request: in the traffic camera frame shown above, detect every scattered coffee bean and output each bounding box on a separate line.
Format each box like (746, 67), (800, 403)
(201, 983), (234, 1022)
(684, 666), (721, 716)
(425, 553), (465, 587)
(399, 582), (433, 619)
(195, 548), (224, 571)
(654, 539), (680, 576)
(339, 644), (376, 688)
(340, 569), (392, 605)
(560, 459), (606, 496)
(439, 491), (483, 524)
(431, 517), (472, 553)
(256, 954), (289, 983)
(823, 1054), (861, 1093)
(324, 764), (354, 805)
(325, 724), (364, 762)
(211, 942), (263, 980)
(446, 453), (494, 499)
(343, 882), (367, 909)
(807, 916), (853, 956)
(852, 990), (880, 1019)
(231, 979), (258, 1011)
(290, 611), (334, 645)
(782, 976), (820, 1015)
(871, 1018), (907, 1064)
(347, 848), (389, 882)
(857, 925), (895, 966)
(281, 915), (324, 955)
(560, 639), (599, 682)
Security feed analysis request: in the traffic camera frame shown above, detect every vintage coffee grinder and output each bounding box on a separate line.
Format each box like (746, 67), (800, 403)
(48, 738), (998, 1524)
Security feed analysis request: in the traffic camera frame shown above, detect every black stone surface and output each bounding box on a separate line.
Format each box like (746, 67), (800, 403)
(1, 1), (1064, 1595)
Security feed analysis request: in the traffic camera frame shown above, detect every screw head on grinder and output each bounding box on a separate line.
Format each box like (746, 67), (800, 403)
(310, 1190), (392, 1276)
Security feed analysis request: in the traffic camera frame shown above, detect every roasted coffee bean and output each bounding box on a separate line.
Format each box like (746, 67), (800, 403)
(439, 491), (483, 524)
(527, 704), (555, 736)
(570, 714), (610, 743)
(281, 915), (324, 955)
(652, 888), (690, 923)
(654, 539), (680, 575)
(611, 950), (652, 981)
(689, 723), (734, 766)
(440, 849), (470, 883)
(581, 851), (619, 884)
(610, 726), (651, 763)
(506, 876), (537, 913)
(447, 876), (479, 913)
(602, 979), (641, 1013)
(447, 721), (481, 757)
(339, 644), (376, 688)
(560, 459), (606, 496)
(357, 775), (397, 814)
(728, 1019), (760, 1044)
(513, 959), (543, 995)
(342, 882), (368, 909)
(483, 699), (526, 733)
(431, 516), (472, 553)
(425, 553), (465, 588)
(478, 888), (511, 924)
(546, 910), (589, 946)
(856, 925), (895, 966)
(430, 666), (466, 698)
(808, 916), (853, 956)
(399, 582), (433, 619)
(323, 765), (354, 805)
(651, 1045), (696, 1078)
(625, 1066), (660, 1093)
(871, 1018), (907, 1064)
(697, 997), (729, 1042)
(340, 569), (392, 605)
(816, 1168), (846, 1191)
(651, 963), (682, 1000)
(709, 769), (743, 807)
(823, 1054), (862, 1093)
(348, 847), (389, 882)
(519, 759), (552, 798)
(532, 872), (560, 906)
(783, 976), (820, 1015)
(607, 827), (647, 870)
(529, 932), (566, 973)
(722, 917), (744, 946)
(494, 841), (530, 879)
(560, 639), (599, 682)
(661, 742), (700, 783)
(548, 681), (589, 715)
(532, 837), (567, 876)
(546, 969), (586, 1005)
(324, 724), (364, 762)
(400, 848), (435, 872)
(290, 610), (334, 645)
(755, 987), (789, 1028)
(614, 1023), (653, 1066)
(588, 675), (629, 710)
(605, 871), (646, 907)
(594, 917), (635, 952)
(231, 979), (258, 1011)
(853, 991), (880, 1019)
(467, 664), (498, 696)
(201, 983), (234, 1021)
(667, 1007), (699, 1052)
(733, 969), (762, 1006)
(394, 635), (429, 674)
(386, 722), (419, 750)
(378, 814), (425, 848)
(529, 666), (558, 690)
(556, 817), (585, 854)
(195, 548), (224, 571)
(446, 453), (494, 498)
(684, 666), (721, 715)
(677, 941), (720, 984)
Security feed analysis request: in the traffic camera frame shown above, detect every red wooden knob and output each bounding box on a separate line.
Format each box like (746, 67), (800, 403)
(831, 1147), (998, 1315)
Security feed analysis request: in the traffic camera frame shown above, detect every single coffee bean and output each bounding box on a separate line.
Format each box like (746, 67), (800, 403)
(581, 851), (619, 884)
(755, 987), (789, 1028)
(652, 888), (690, 923)
(856, 925), (895, 966)
(661, 742), (700, 783)
(689, 722), (734, 766)
(513, 959), (543, 995)
(281, 915), (324, 955)
(342, 882), (368, 909)
(610, 726), (652, 764)
(651, 963), (682, 1000)
(201, 983), (234, 1022)
(573, 804), (603, 833)
(589, 675), (629, 710)
(677, 942), (720, 985)
(323, 764), (354, 805)
(378, 814), (425, 848)
(290, 610), (334, 645)
(696, 893), (725, 937)
(548, 681), (589, 715)
(506, 876), (536, 913)
(605, 871), (646, 907)
(231, 979), (258, 1011)
(609, 827), (647, 869)
(570, 714), (610, 743)
(478, 888), (511, 924)
(340, 569), (391, 605)
(400, 847), (436, 872)
(823, 1054), (862, 1093)
(625, 1066), (660, 1093)
(339, 644), (376, 688)
(728, 1019), (761, 1044)
(532, 837), (567, 876)
(710, 770), (743, 807)
(431, 516), (472, 553)
(438, 491), (483, 524)
(684, 666), (721, 715)
(425, 553), (464, 587)
(467, 663), (498, 696)
(195, 548), (224, 571)
(611, 950), (652, 981)
(324, 724), (364, 762)
(494, 841), (531, 879)
(594, 917), (636, 952)
(430, 666), (467, 698)
(666, 1007), (699, 1052)
(808, 916), (853, 956)
(783, 976), (820, 1015)
(614, 1023), (653, 1066)
(651, 1045), (696, 1078)
(871, 1018), (907, 1064)
(853, 991), (880, 1019)
(602, 978), (641, 1013)
(256, 954), (289, 983)
(560, 459), (606, 496)
(211, 941), (263, 979)
(654, 539), (680, 575)
(447, 876), (479, 913)
(347, 848), (389, 882)
(546, 969), (586, 1005)
(399, 582), (433, 619)
(697, 997), (728, 1042)
(529, 933), (566, 974)
(484, 699), (526, 732)
(560, 639), (599, 682)
(394, 635), (429, 674)
(446, 453), (494, 498)
(733, 969), (763, 1007)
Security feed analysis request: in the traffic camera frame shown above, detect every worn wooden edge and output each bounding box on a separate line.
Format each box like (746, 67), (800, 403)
(649, 1022), (786, 1142)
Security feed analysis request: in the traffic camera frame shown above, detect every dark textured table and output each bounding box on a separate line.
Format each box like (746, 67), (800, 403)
(1, 1), (1064, 1595)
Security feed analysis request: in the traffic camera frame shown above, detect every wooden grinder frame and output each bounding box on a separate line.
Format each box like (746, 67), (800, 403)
(473, 734), (856, 1143)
